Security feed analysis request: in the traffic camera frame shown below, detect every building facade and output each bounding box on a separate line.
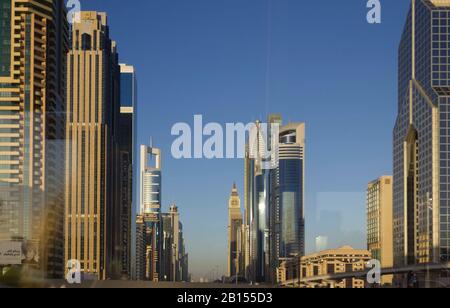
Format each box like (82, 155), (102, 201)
(0, 0), (68, 278)
(367, 176), (394, 285)
(138, 145), (162, 281)
(160, 204), (188, 282)
(278, 246), (371, 288)
(244, 116), (306, 284)
(65, 11), (121, 280)
(393, 0), (450, 268)
(117, 64), (137, 279)
(227, 183), (243, 278)
(274, 123), (306, 259)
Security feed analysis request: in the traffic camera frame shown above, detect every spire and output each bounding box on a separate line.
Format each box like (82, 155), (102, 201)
(231, 182), (238, 197)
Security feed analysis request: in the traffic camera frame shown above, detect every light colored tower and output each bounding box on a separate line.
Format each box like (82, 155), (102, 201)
(0, 0), (68, 278)
(367, 176), (394, 285)
(227, 183), (243, 278)
(394, 0), (450, 271)
(139, 144), (162, 281)
(65, 11), (121, 280)
(140, 145), (161, 215)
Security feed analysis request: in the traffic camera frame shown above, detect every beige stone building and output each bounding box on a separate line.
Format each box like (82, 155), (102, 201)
(367, 176), (394, 285)
(278, 246), (371, 288)
(227, 183), (243, 278)
(65, 11), (121, 280)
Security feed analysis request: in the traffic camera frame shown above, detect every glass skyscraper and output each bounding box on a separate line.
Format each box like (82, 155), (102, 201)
(276, 123), (305, 259)
(394, 0), (450, 267)
(244, 116), (306, 284)
(118, 64), (137, 279)
(0, 0), (68, 278)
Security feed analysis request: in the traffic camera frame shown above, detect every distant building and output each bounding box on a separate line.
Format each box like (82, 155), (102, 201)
(135, 215), (146, 280)
(160, 204), (188, 282)
(278, 246), (371, 288)
(227, 183), (244, 278)
(137, 145), (162, 281)
(367, 176), (393, 285)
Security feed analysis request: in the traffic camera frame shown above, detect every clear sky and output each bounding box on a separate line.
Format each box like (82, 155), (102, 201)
(80, 0), (411, 280)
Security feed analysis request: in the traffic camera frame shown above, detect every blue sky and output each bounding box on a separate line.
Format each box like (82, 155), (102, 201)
(80, 0), (411, 279)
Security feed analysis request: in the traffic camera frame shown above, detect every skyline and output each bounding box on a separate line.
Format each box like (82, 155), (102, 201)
(76, 0), (412, 279)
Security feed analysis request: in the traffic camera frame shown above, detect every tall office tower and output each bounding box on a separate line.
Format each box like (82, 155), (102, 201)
(65, 11), (121, 280)
(393, 0), (450, 269)
(270, 122), (305, 284)
(135, 215), (146, 280)
(367, 176), (394, 285)
(251, 120), (271, 283)
(243, 145), (253, 280)
(160, 204), (183, 281)
(169, 204), (181, 281)
(227, 183), (243, 278)
(245, 116), (306, 284)
(244, 116), (280, 283)
(160, 212), (172, 280)
(136, 144), (162, 281)
(117, 64), (137, 279)
(276, 123), (305, 258)
(0, 0), (68, 278)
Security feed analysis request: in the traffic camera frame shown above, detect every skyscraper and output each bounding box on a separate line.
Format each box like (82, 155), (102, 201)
(227, 183), (243, 278)
(0, 0), (68, 278)
(118, 64), (137, 279)
(138, 144), (162, 281)
(393, 0), (450, 268)
(243, 145), (253, 279)
(367, 176), (393, 285)
(250, 120), (272, 283)
(244, 116), (306, 284)
(65, 11), (121, 280)
(160, 204), (187, 282)
(275, 123), (305, 259)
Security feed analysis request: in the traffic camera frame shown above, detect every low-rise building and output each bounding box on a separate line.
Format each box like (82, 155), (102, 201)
(278, 246), (372, 288)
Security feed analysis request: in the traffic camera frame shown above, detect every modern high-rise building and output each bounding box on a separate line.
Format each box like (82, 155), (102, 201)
(243, 145), (253, 279)
(250, 120), (272, 283)
(367, 176), (394, 285)
(244, 116), (306, 284)
(393, 0), (450, 269)
(118, 64), (137, 279)
(227, 183), (243, 278)
(135, 214), (146, 280)
(0, 0), (68, 278)
(160, 204), (188, 282)
(275, 123), (306, 259)
(65, 11), (121, 280)
(136, 144), (162, 281)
